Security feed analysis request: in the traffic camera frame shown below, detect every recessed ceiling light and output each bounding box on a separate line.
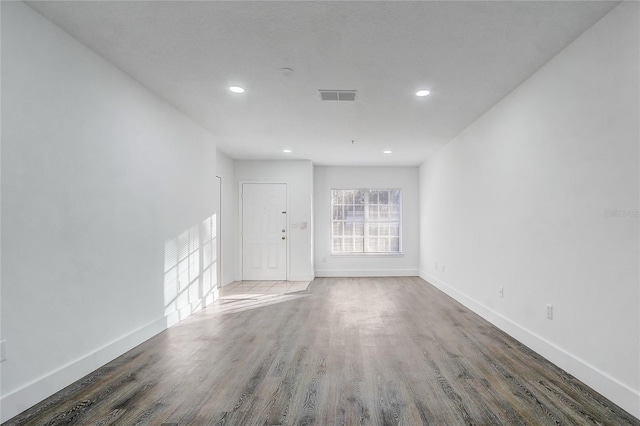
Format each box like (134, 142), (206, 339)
(383, 150), (392, 154)
(416, 89), (431, 97)
(279, 67), (294, 77)
(229, 86), (245, 94)
(283, 149), (292, 153)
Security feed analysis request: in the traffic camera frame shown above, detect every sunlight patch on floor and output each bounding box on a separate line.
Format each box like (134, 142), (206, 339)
(219, 280), (310, 299)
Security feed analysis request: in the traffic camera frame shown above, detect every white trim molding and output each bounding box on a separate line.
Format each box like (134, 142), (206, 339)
(316, 269), (418, 277)
(0, 318), (166, 423)
(419, 271), (640, 420)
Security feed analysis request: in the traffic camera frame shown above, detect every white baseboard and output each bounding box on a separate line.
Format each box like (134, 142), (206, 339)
(315, 269), (418, 277)
(0, 317), (166, 423)
(222, 275), (236, 287)
(419, 271), (640, 420)
(5, 275), (636, 422)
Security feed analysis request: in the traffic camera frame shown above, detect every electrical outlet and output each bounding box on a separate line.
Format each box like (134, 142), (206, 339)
(498, 286), (504, 298)
(546, 304), (553, 320)
(1, 340), (7, 362)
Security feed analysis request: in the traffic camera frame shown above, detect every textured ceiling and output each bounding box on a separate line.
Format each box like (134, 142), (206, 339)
(27, 1), (618, 166)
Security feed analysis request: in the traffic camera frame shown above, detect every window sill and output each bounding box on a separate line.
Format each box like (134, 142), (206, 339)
(330, 253), (404, 258)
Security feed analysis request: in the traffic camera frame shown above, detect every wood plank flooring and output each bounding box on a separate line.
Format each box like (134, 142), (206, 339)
(5, 277), (639, 425)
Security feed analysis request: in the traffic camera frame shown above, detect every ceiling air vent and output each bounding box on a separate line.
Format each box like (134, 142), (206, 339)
(319, 90), (357, 101)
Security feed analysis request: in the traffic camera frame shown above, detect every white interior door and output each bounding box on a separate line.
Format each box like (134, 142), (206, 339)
(242, 183), (287, 280)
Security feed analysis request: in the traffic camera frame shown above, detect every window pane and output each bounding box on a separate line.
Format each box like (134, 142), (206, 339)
(354, 205), (365, 219)
(390, 223), (400, 237)
(333, 205), (344, 220)
(333, 238), (342, 252)
(355, 190), (366, 205)
(333, 222), (343, 236)
(379, 190), (389, 204)
(368, 237), (379, 252)
(345, 205), (355, 220)
(369, 223), (378, 236)
(391, 190), (401, 205)
(390, 237), (400, 252)
(354, 222), (364, 236)
(390, 205), (400, 221)
(344, 191), (354, 204)
(344, 222), (353, 236)
(379, 223), (389, 236)
(343, 238), (355, 252)
(379, 205), (389, 220)
(370, 190), (378, 204)
(333, 190), (343, 205)
(354, 237), (364, 252)
(369, 206), (379, 220)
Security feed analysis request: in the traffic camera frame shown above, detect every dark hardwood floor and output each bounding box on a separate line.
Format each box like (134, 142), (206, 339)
(5, 277), (639, 425)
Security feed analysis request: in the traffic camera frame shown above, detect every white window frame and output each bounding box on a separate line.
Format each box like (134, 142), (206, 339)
(330, 188), (403, 255)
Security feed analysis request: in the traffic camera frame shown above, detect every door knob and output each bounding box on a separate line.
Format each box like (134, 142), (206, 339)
(282, 236), (286, 240)
(282, 229), (285, 232)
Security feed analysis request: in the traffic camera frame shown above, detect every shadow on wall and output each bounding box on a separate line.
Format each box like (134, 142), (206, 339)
(163, 214), (218, 327)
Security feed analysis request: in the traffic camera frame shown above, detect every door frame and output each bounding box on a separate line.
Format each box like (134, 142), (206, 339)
(239, 180), (289, 281)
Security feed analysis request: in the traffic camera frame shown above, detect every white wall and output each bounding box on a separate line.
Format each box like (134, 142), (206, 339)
(1, 2), (220, 421)
(216, 150), (237, 286)
(315, 166), (419, 277)
(234, 160), (314, 281)
(419, 2), (639, 418)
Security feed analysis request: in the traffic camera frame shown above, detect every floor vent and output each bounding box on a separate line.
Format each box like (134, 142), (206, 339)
(319, 90), (357, 101)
